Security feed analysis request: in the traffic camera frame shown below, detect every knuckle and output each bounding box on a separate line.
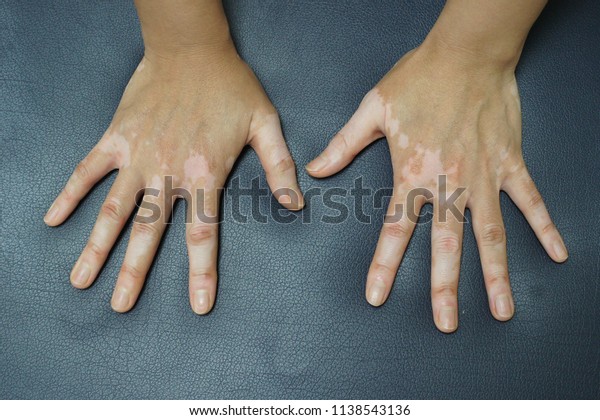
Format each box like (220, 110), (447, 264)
(187, 224), (215, 245)
(86, 241), (105, 259)
(100, 198), (125, 222)
(433, 234), (461, 254)
(262, 106), (279, 121)
(486, 273), (508, 287)
(541, 221), (556, 235)
(505, 158), (526, 177)
(432, 282), (457, 298)
(383, 220), (411, 239)
(362, 89), (380, 108)
(132, 220), (160, 239)
(120, 263), (144, 280)
(256, 103), (278, 119)
(370, 262), (396, 278)
(511, 162), (525, 177)
(332, 132), (352, 154)
(479, 224), (505, 246)
(528, 190), (544, 210)
(271, 155), (295, 175)
(74, 160), (93, 183)
(62, 187), (75, 203)
(189, 269), (215, 283)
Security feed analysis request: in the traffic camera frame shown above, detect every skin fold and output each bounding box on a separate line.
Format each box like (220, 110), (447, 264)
(307, 0), (568, 332)
(44, 0), (304, 315)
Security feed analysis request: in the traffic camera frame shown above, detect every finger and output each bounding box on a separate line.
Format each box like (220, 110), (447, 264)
(71, 173), (143, 289)
(430, 190), (466, 333)
(503, 165), (568, 262)
(186, 185), (221, 315)
(306, 91), (383, 178)
(111, 180), (171, 313)
(366, 191), (423, 307)
(471, 190), (514, 321)
(44, 146), (116, 226)
(249, 113), (304, 210)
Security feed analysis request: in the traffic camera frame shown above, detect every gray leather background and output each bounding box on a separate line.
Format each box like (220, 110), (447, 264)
(1, 0), (599, 399)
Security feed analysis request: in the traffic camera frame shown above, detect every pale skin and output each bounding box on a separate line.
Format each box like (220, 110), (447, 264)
(45, 1), (567, 332)
(307, 0), (568, 332)
(44, 0), (304, 315)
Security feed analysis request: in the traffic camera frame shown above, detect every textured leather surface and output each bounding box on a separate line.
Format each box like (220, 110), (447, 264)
(1, 0), (599, 399)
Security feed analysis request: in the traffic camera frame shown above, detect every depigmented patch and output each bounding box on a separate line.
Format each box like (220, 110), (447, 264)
(399, 133), (409, 149)
(385, 103), (400, 139)
(155, 151), (170, 172)
(183, 151), (216, 190)
(225, 156), (235, 172)
(148, 174), (162, 190)
(401, 146), (445, 187)
(445, 162), (459, 179)
(136, 59), (145, 73)
(135, 175), (163, 222)
(509, 83), (521, 111)
(101, 131), (131, 168)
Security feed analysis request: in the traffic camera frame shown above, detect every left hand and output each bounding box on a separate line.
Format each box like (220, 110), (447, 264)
(306, 43), (567, 333)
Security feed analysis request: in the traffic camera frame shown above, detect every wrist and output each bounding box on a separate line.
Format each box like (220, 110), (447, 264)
(141, 42), (243, 83)
(140, 20), (234, 63)
(143, 36), (236, 64)
(422, 0), (547, 71)
(135, 0), (233, 62)
(419, 27), (521, 74)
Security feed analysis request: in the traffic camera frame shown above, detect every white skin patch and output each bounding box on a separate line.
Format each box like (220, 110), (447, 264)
(101, 132), (131, 168)
(445, 162), (459, 178)
(191, 209), (218, 226)
(399, 133), (409, 149)
(385, 103), (400, 139)
(497, 148), (511, 178)
(136, 59), (145, 73)
(155, 151), (170, 171)
(508, 161), (522, 174)
(148, 174), (162, 190)
(401, 146), (445, 187)
(509, 83), (521, 111)
(183, 152), (216, 190)
(136, 175), (162, 220)
(225, 156), (235, 172)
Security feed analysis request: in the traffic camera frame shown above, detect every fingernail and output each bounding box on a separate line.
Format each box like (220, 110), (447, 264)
(193, 290), (210, 314)
(367, 282), (386, 307)
(70, 261), (90, 287)
(112, 288), (130, 312)
(277, 191), (304, 210)
(495, 294), (513, 319)
(305, 155), (328, 172)
(553, 240), (568, 262)
(279, 194), (291, 204)
(439, 306), (457, 332)
(44, 202), (59, 224)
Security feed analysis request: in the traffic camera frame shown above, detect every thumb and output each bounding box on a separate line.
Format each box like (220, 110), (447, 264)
(306, 91), (383, 178)
(249, 111), (304, 211)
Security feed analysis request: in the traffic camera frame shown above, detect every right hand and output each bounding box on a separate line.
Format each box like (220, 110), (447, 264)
(307, 44), (567, 332)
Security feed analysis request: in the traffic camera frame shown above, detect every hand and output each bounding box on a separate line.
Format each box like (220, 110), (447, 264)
(306, 44), (567, 333)
(44, 44), (304, 314)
